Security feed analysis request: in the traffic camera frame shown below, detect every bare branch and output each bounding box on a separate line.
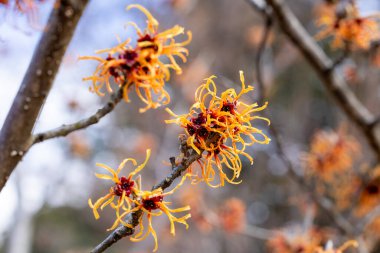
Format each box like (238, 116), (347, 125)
(245, 0), (268, 15)
(261, 0), (380, 161)
(249, 0), (355, 235)
(0, 0), (89, 191)
(254, 5), (272, 103)
(32, 86), (125, 145)
(90, 135), (203, 253)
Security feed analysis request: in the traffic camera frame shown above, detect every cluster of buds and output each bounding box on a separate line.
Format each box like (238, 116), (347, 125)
(81, 4), (192, 112)
(315, 0), (380, 49)
(89, 149), (191, 252)
(166, 71), (271, 187)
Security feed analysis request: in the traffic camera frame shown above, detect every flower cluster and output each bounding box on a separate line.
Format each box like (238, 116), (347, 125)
(267, 227), (327, 253)
(166, 71), (270, 187)
(89, 150), (191, 252)
(86, 4), (272, 252)
(303, 127), (360, 181)
(218, 197), (246, 233)
(81, 4), (192, 112)
(129, 177), (191, 252)
(315, 1), (380, 49)
(88, 149), (151, 228)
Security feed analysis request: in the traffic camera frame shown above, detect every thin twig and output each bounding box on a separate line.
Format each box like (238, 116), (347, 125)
(32, 86), (125, 145)
(242, 225), (275, 240)
(331, 43), (350, 69)
(261, 0), (380, 162)
(250, 0), (355, 235)
(0, 0), (89, 191)
(254, 3), (272, 104)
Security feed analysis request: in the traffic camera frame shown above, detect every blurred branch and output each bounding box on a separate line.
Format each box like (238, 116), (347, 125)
(245, 0), (268, 16)
(241, 224), (274, 240)
(331, 43), (350, 69)
(254, 3), (272, 103)
(255, 0), (380, 162)
(0, 0), (89, 192)
(249, 0), (355, 236)
(91, 135), (206, 253)
(32, 86), (125, 145)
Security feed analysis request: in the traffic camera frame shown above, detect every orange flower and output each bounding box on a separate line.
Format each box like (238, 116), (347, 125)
(166, 71), (271, 187)
(316, 240), (358, 253)
(112, 174), (191, 252)
(81, 4), (192, 113)
(267, 227), (326, 253)
(179, 185), (213, 233)
(218, 198), (246, 233)
(88, 149), (150, 230)
(356, 166), (380, 216)
(315, 2), (380, 49)
(303, 127), (360, 181)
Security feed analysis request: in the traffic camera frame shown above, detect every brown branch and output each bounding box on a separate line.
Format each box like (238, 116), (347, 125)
(0, 0), (89, 192)
(260, 0), (380, 162)
(250, 0), (355, 235)
(90, 135), (204, 253)
(254, 3), (272, 103)
(32, 86), (125, 145)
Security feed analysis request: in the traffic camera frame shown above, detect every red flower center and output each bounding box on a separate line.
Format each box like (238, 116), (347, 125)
(221, 101), (237, 114)
(138, 34), (159, 51)
(142, 195), (164, 211)
(113, 176), (135, 197)
(366, 184), (379, 195)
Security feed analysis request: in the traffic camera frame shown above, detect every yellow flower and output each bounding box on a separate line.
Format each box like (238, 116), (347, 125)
(315, 2), (380, 49)
(81, 4), (192, 113)
(316, 240), (358, 253)
(166, 71), (271, 187)
(88, 149), (151, 229)
(111, 174), (191, 252)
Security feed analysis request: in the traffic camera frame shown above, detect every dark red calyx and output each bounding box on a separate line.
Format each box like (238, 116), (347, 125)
(106, 56), (119, 78)
(142, 195), (164, 211)
(191, 113), (206, 125)
(138, 34), (159, 51)
(113, 176), (135, 197)
(221, 101), (236, 114)
(366, 184), (379, 195)
(119, 50), (138, 67)
(333, 20), (341, 29)
(355, 18), (363, 25)
(187, 124), (196, 135)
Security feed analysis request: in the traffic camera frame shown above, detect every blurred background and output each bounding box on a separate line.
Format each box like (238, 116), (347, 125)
(0, 0), (380, 252)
